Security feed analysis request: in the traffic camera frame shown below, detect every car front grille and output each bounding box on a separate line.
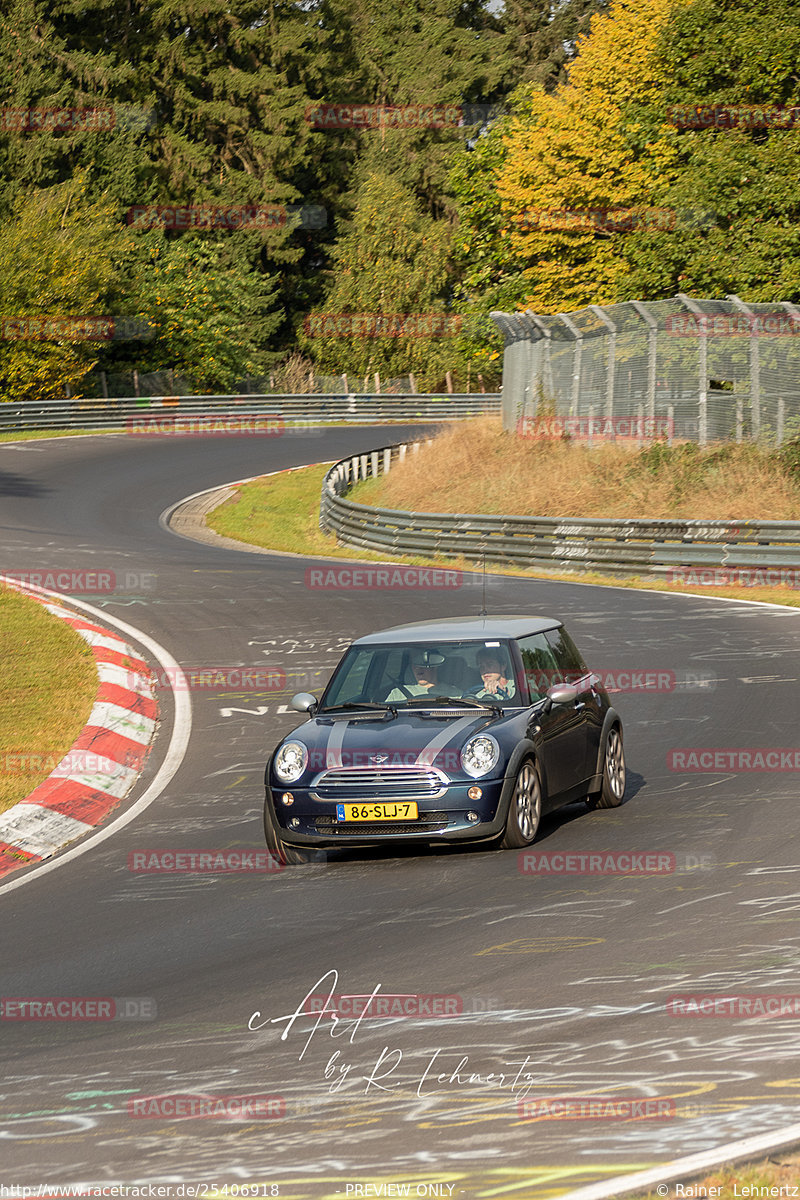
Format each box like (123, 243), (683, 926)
(311, 765), (447, 801)
(315, 811), (449, 836)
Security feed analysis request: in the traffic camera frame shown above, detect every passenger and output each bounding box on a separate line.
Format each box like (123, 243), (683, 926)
(385, 650), (451, 701)
(470, 650), (516, 701)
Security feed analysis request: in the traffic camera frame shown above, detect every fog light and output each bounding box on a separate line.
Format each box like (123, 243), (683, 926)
(468, 786), (482, 801)
(466, 810), (480, 823)
(281, 792), (294, 805)
(289, 817), (300, 829)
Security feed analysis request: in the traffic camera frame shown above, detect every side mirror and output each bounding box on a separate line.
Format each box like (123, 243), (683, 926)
(547, 684), (578, 706)
(291, 692), (318, 713)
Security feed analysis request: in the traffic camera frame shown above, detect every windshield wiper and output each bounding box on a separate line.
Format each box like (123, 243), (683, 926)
(403, 695), (501, 709)
(320, 702), (397, 714)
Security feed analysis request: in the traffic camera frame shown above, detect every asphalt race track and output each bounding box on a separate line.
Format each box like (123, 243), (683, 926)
(2, 426), (800, 1197)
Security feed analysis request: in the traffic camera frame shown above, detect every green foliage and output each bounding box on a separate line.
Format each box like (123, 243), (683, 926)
(0, 177), (123, 401)
(105, 231), (283, 392)
(299, 173), (458, 389)
(772, 435), (800, 486)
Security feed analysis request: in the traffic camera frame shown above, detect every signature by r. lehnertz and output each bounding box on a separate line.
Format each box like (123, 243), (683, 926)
(248, 968), (537, 1098)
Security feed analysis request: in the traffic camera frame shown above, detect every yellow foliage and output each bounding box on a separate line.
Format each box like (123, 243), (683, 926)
(497, 0), (684, 312)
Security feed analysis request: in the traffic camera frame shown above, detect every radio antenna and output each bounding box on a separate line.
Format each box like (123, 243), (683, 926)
(480, 552), (487, 617)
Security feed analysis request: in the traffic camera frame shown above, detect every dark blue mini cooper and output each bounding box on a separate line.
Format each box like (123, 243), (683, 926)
(264, 616), (625, 863)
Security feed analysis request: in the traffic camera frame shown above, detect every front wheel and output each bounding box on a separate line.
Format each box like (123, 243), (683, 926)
(500, 759), (542, 849)
(590, 726), (626, 809)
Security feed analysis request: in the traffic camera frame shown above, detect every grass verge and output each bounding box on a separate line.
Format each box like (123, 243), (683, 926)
(0, 428), (113, 443)
(206, 461), (800, 610)
(0, 588), (97, 813)
(635, 1150), (800, 1198)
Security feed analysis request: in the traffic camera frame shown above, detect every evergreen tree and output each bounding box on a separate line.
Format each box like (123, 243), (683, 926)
(301, 172), (458, 389)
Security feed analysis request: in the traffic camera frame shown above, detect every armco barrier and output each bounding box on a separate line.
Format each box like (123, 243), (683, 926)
(319, 440), (800, 578)
(0, 393), (499, 434)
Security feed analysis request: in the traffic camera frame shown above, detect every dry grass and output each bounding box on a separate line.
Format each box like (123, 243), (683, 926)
(354, 417), (800, 520)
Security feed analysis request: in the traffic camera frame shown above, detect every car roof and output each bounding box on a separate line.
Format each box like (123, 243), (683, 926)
(352, 615), (563, 645)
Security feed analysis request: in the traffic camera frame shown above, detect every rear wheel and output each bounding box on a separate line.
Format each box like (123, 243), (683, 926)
(263, 797), (325, 866)
(591, 726), (626, 809)
(500, 759), (542, 849)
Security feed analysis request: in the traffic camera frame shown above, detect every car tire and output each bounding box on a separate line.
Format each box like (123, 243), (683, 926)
(500, 758), (542, 849)
(263, 796), (325, 866)
(590, 725), (626, 809)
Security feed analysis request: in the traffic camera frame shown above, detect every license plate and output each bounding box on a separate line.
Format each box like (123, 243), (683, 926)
(336, 802), (419, 822)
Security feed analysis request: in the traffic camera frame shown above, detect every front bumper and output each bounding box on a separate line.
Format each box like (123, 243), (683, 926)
(266, 776), (509, 847)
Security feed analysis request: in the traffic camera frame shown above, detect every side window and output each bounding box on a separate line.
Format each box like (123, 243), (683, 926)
(544, 627), (587, 685)
(517, 634), (562, 700)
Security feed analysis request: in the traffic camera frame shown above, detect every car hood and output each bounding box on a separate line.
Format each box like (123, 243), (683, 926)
(278, 709), (500, 776)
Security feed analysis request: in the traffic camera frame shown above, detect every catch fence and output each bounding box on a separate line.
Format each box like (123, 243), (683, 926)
(491, 294), (800, 445)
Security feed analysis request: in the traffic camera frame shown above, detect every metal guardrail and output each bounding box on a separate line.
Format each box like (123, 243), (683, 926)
(320, 439), (800, 578)
(0, 392), (500, 433)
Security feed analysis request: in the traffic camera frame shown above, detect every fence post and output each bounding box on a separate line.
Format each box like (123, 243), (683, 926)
(736, 397), (743, 443)
(588, 404), (595, 449)
(677, 295), (708, 447)
(589, 304), (617, 432)
(668, 404), (674, 446)
(631, 300), (658, 426)
(778, 397), (785, 447)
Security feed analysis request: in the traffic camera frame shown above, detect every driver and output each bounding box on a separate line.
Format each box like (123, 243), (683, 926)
(385, 650), (452, 701)
(469, 649), (516, 701)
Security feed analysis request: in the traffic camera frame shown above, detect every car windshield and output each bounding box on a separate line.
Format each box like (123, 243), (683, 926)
(319, 640), (522, 709)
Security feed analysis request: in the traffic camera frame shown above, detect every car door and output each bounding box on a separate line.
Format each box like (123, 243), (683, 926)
(544, 626), (603, 787)
(517, 632), (588, 802)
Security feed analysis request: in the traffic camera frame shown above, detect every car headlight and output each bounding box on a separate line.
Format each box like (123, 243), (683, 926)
(274, 741), (309, 782)
(461, 734), (500, 778)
